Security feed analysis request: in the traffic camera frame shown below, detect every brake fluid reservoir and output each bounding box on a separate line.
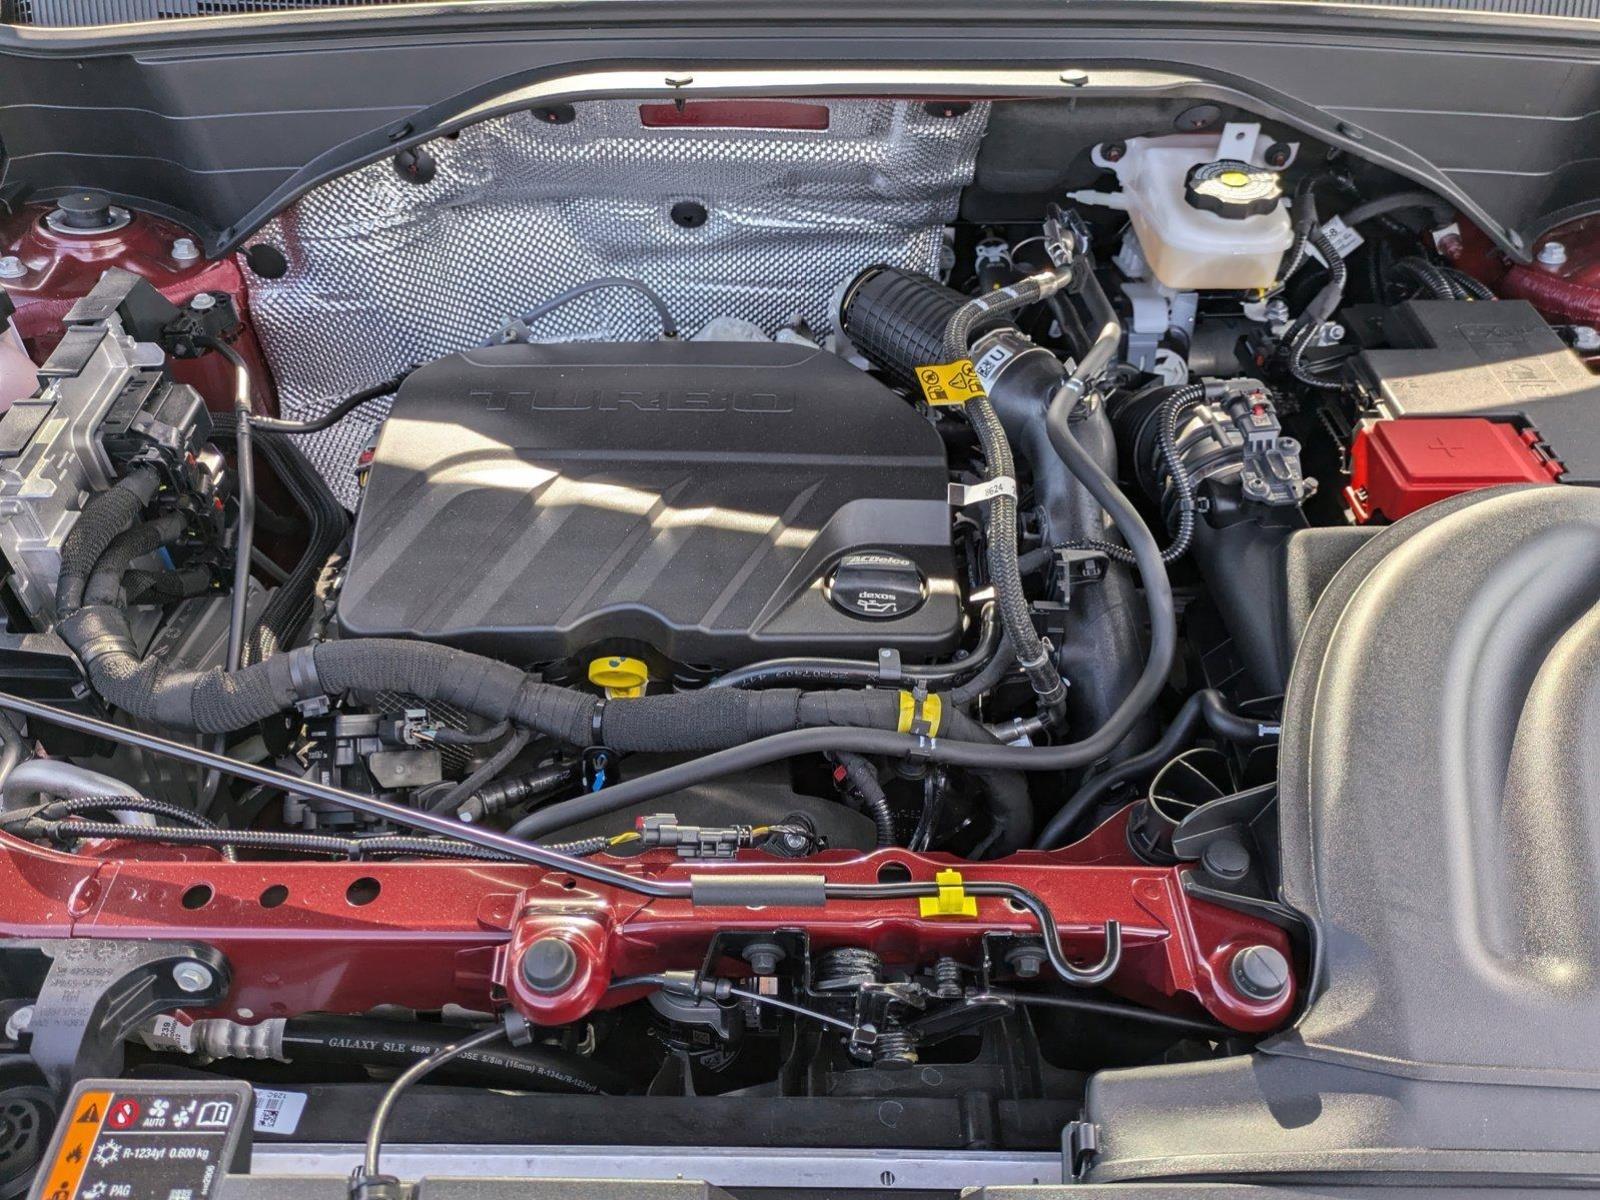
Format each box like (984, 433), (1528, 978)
(1069, 123), (1294, 291)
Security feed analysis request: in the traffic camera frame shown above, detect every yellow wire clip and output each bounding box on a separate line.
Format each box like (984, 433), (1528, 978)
(919, 868), (978, 918)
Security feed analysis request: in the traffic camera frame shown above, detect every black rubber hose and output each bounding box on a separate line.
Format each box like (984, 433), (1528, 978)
(429, 726), (532, 814)
(709, 605), (1002, 691)
(83, 515), (188, 607)
(1341, 190), (1454, 230)
(123, 566), (214, 606)
(946, 632), (1014, 707)
(280, 1016), (629, 1095)
(832, 752), (896, 847)
(55, 466), (161, 615)
(211, 412), (350, 665)
(942, 278), (1068, 715)
(249, 372), (409, 435)
(1033, 689), (1274, 849)
(363, 1026), (510, 1181)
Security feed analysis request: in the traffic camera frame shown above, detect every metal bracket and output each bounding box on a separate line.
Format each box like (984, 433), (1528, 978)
(14, 939), (229, 1094)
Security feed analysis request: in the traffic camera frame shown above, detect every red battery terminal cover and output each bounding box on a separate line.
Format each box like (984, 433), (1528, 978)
(1345, 417), (1565, 524)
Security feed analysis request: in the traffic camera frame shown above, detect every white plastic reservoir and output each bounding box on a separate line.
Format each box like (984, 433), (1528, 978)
(1068, 123), (1295, 291)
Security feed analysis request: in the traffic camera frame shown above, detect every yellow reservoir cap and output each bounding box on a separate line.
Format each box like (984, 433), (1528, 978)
(1218, 170), (1252, 188)
(588, 655), (649, 698)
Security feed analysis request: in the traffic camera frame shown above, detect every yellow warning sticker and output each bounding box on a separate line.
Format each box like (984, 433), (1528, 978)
(39, 1089), (110, 1200)
(914, 359), (987, 407)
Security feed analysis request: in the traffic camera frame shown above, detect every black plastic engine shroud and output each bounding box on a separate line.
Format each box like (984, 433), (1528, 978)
(336, 340), (961, 669)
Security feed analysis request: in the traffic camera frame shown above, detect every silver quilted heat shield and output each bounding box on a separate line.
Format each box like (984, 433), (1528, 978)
(246, 98), (989, 507)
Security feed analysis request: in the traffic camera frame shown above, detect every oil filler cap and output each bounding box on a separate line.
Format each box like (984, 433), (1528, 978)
(826, 552), (926, 621)
(1185, 159), (1283, 219)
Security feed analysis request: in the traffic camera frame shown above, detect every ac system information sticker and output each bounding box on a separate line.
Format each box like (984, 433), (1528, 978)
(29, 1080), (252, 1200)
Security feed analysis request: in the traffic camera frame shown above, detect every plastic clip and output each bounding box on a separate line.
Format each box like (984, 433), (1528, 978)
(919, 868), (979, 919)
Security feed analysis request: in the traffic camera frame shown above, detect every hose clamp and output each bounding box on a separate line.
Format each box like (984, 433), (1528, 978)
(948, 477), (1017, 508)
(285, 646), (323, 700)
(589, 697), (608, 745)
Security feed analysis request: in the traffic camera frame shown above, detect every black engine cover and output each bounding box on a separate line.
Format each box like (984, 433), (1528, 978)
(336, 341), (960, 668)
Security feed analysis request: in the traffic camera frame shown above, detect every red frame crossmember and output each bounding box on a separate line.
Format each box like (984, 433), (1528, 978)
(0, 822), (1294, 1034)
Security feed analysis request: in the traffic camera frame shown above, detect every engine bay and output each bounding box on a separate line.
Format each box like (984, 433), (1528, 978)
(0, 87), (1597, 1197)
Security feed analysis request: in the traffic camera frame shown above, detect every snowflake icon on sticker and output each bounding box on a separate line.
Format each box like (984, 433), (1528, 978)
(91, 1140), (121, 1168)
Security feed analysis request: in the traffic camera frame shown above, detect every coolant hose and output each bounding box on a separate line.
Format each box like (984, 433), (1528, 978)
(58, 602), (930, 749)
(1, 759), (157, 828)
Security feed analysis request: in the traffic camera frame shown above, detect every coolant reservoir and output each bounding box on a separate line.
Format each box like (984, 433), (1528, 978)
(1069, 123), (1294, 291)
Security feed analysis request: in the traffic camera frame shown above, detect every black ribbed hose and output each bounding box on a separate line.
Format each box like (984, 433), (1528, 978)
(55, 467), (161, 615)
(83, 515), (188, 607)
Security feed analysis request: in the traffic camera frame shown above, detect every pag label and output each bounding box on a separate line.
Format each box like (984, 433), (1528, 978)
(915, 359), (987, 406)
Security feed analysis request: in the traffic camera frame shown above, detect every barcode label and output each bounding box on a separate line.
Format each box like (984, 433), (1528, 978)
(252, 1088), (307, 1135)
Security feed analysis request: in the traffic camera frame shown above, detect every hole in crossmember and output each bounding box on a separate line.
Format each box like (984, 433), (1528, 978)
(259, 884), (289, 909)
(877, 862), (912, 884)
(346, 877), (381, 907)
(181, 884), (213, 910)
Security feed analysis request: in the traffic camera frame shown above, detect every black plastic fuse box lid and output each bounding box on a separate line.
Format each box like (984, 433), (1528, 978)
(336, 341), (960, 668)
(1353, 298), (1600, 484)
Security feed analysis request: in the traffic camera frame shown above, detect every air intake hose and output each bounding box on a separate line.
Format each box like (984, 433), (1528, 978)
(839, 266), (1151, 760)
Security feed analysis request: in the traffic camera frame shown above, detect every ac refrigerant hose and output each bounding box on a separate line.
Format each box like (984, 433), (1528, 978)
(280, 1016), (629, 1094)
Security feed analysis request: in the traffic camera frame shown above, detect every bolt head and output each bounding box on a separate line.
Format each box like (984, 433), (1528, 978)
(171, 237), (200, 262)
(1538, 240), (1569, 268)
(172, 962), (214, 994)
(0, 256), (25, 280)
(189, 292), (218, 312)
(1059, 68), (1089, 87)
